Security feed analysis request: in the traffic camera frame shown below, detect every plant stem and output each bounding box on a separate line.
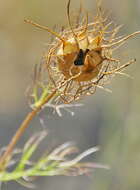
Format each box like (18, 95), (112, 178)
(0, 90), (56, 170)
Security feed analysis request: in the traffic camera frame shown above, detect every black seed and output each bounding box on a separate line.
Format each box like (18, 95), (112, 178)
(74, 49), (89, 66)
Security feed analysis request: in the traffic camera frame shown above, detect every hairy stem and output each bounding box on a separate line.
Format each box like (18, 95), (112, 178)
(0, 90), (56, 170)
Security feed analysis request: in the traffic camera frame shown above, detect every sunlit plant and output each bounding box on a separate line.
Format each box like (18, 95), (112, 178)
(0, 0), (139, 187)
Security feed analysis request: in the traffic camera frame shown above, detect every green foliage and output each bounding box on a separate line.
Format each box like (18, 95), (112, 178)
(0, 131), (108, 185)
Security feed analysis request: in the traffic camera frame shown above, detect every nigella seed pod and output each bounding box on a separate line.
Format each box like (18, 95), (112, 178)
(56, 35), (104, 82)
(25, 0), (140, 104)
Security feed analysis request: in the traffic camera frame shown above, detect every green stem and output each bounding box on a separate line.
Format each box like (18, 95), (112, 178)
(0, 90), (57, 170)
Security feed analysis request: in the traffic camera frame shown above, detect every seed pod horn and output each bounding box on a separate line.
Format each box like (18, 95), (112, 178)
(67, 0), (80, 49)
(24, 19), (65, 43)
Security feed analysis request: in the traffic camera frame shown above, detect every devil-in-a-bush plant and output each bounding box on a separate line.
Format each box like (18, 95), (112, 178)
(0, 0), (139, 186)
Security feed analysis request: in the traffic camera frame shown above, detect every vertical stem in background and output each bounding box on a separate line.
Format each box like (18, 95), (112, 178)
(0, 90), (56, 170)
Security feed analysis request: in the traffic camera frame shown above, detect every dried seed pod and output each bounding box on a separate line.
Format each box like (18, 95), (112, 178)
(57, 37), (104, 82)
(25, 0), (140, 104)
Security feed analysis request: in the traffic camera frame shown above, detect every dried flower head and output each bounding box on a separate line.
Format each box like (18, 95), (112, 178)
(25, 0), (140, 104)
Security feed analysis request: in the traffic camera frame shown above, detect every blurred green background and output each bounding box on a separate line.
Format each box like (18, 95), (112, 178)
(0, 0), (140, 189)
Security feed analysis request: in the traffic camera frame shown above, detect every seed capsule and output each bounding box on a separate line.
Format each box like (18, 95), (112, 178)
(57, 35), (104, 82)
(25, 0), (140, 103)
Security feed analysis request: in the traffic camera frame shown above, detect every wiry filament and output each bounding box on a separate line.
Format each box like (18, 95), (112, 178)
(80, 11), (89, 35)
(103, 59), (136, 75)
(67, 0), (79, 48)
(108, 24), (123, 43)
(102, 31), (140, 48)
(24, 19), (65, 43)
